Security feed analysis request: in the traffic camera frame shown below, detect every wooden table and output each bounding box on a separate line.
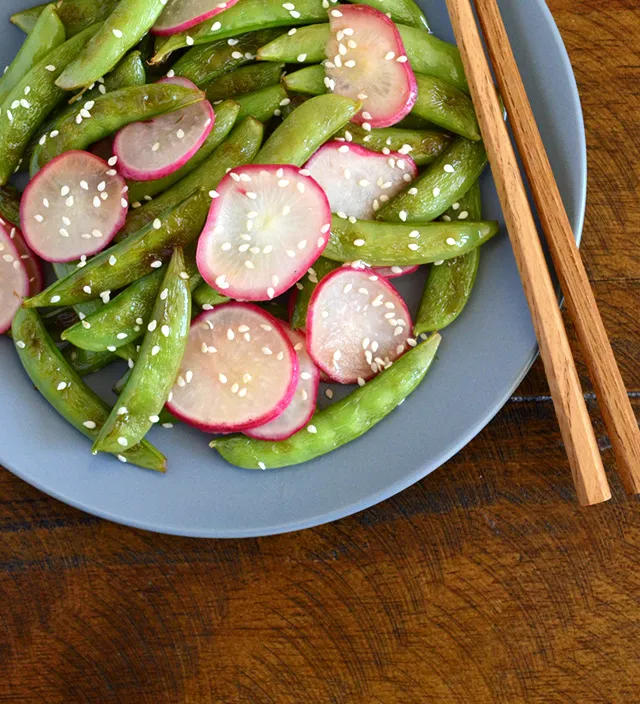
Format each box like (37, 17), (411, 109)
(1, 2), (638, 701)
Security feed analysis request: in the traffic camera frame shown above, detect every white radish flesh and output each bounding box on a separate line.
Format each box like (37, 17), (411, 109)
(0, 223), (30, 334)
(166, 303), (299, 433)
(307, 267), (413, 384)
(153, 0), (241, 35)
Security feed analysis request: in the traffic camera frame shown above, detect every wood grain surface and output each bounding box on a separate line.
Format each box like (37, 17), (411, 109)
(1, 1), (638, 701)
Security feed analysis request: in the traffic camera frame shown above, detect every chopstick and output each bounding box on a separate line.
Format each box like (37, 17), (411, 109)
(444, 0), (612, 505)
(472, 0), (640, 495)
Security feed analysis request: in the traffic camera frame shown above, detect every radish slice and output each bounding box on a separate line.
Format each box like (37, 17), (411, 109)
(0, 222), (44, 295)
(114, 77), (215, 182)
(0, 223), (30, 334)
(152, 0), (240, 36)
(196, 164), (331, 302)
(305, 141), (417, 219)
(20, 150), (127, 263)
(325, 5), (418, 128)
(166, 303), (299, 433)
(244, 327), (319, 441)
(307, 267), (413, 384)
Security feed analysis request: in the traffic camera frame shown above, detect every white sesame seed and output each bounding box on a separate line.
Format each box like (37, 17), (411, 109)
(307, 424), (317, 433)
(57, 382), (67, 391)
(458, 211), (469, 220)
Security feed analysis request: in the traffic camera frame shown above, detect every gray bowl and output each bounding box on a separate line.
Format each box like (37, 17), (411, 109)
(0, 0), (585, 537)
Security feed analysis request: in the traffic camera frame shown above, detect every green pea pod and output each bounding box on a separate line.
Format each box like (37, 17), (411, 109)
(345, 0), (430, 31)
(283, 65), (326, 96)
(103, 50), (147, 90)
(62, 255), (201, 352)
(120, 117), (264, 239)
(30, 83), (204, 175)
(12, 307), (166, 472)
(378, 138), (488, 223)
(255, 94), (361, 166)
(0, 185), (22, 227)
(211, 333), (441, 469)
(204, 63), (284, 101)
(11, 0), (119, 37)
(172, 29), (283, 87)
(0, 5), (66, 105)
(63, 345), (117, 376)
(324, 214), (498, 266)
(192, 282), (231, 309)
(26, 190), (210, 308)
(414, 181), (483, 335)
(56, 0), (166, 90)
(0, 25), (100, 185)
(235, 84), (288, 122)
(412, 75), (479, 141)
(127, 99), (240, 204)
(152, 0), (334, 63)
(93, 248), (191, 454)
(257, 24), (329, 64)
(333, 124), (453, 167)
(290, 257), (340, 330)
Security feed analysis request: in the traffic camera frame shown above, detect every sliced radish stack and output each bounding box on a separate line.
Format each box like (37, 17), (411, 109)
(244, 327), (319, 441)
(305, 141), (417, 219)
(166, 303), (299, 433)
(153, 0), (241, 35)
(197, 164), (331, 301)
(114, 77), (214, 182)
(20, 150), (128, 263)
(0, 223), (30, 334)
(307, 267), (413, 384)
(325, 5), (418, 128)
(1, 222), (44, 295)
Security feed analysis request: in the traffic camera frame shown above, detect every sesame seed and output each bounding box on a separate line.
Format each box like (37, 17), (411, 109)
(307, 424), (318, 433)
(458, 211), (469, 220)
(149, 415), (160, 423)
(57, 382), (67, 391)
(218, 373), (227, 384)
(353, 239), (365, 247)
(117, 436), (128, 447)
(446, 237), (457, 246)
(186, 36), (194, 46)
(399, 211), (408, 222)
(161, 325), (170, 337)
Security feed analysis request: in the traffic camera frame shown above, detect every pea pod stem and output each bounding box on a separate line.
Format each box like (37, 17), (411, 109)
(211, 333), (442, 470)
(12, 307), (166, 471)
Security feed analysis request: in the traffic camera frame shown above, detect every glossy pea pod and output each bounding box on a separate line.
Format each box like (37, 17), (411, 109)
(127, 99), (240, 204)
(120, 117), (264, 239)
(12, 307), (166, 472)
(11, 0), (119, 37)
(93, 248), (191, 455)
(0, 25), (100, 185)
(235, 84), (289, 122)
(414, 181), (484, 335)
(283, 66), (326, 96)
(290, 257), (340, 330)
(377, 137), (488, 223)
(323, 215), (499, 266)
(55, 0), (166, 90)
(255, 94), (361, 166)
(192, 282), (231, 309)
(212, 333), (441, 469)
(204, 63), (284, 102)
(0, 5), (66, 105)
(412, 75), (479, 141)
(26, 190), (210, 308)
(29, 82), (204, 175)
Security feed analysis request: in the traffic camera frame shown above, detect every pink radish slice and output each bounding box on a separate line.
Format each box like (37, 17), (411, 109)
(10, 227), (44, 295)
(305, 141), (417, 219)
(307, 267), (413, 384)
(114, 77), (214, 182)
(20, 151), (128, 263)
(166, 303), (299, 433)
(196, 164), (331, 302)
(325, 5), (418, 128)
(244, 327), (319, 441)
(152, 0), (241, 35)
(372, 265), (419, 278)
(0, 223), (30, 334)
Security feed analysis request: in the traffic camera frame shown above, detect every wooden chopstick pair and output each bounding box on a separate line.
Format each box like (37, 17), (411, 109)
(444, 0), (640, 505)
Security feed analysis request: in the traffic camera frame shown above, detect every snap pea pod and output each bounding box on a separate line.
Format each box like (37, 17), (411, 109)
(290, 257), (340, 330)
(12, 307), (166, 472)
(283, 65), (326, 96)
(412, 75), (479, 141)
(235, 84), (288, 122)
(212, 333), (441, 469)
(377, 137), (487, 223)
(204, 63), (284, 102)
(0, 5), (66, 105)
(120, 117), (264, 239)
(257, 24), (329, 64)
(26, 190), (210, 308)
(324, 215), (498, 265)
(345, 0), (430, 31)
(102, 50), (147, 91)
(192, 282), (231, 309)
(333, 124), (453, 167)
(61, 254), (201, 352)
(11, 0), (119, 37)
(414, 181), (483, 335)
(63, 345), (117, 376)
(172, 30), (283, 87)
(56, 0), (166, 90)
(93, 248), (191, 455)
(152, 0), (335, 63)
(0, 185), (22, 227)
(0, 25), (100, 185)
(127, 99), (240, 204)
(30, 83), (204, 175)
(255, 94), (361, 166)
